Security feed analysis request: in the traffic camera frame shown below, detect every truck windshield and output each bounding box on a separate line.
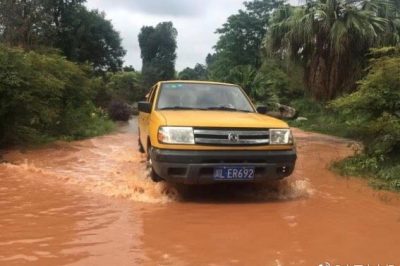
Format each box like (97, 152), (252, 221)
(157, 83), (255, 112)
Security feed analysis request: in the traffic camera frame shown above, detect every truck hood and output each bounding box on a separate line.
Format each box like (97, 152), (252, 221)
(158, 110), (289, 128)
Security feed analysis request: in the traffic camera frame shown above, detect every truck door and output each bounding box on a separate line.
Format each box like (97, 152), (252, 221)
(139, 84), (157, 151)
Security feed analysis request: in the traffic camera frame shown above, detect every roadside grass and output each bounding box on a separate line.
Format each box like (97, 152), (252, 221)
(332, 155), (400, 192)
(288, 98), (400, 192)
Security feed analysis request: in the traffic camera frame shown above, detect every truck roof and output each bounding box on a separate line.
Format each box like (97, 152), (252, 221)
(159, 80), (237, 87)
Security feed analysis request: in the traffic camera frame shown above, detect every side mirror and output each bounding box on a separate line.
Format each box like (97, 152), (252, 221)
(138, 101), (152, 113)
(256, 106), (267, 114)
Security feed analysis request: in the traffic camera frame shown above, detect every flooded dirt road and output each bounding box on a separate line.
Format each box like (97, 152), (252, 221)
(1, 119), (400, 266)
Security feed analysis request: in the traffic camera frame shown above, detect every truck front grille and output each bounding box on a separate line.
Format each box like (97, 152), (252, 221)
(193, 128), (269, 146)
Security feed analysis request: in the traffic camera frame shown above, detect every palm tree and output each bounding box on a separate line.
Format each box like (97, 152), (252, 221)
(228, 65), (259, 97)
(266, 0), (394, 100)
(228, 65), (279, 107)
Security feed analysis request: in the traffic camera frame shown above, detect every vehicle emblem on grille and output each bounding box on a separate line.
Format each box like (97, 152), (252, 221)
(228, 132), (240, 142)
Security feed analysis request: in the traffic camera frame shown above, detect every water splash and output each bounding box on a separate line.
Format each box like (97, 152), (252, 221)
(1, 124), (313, 204)
(171, 175), (314, 203)
(1, 161), (179, 204)
(1, 159), (312, 204)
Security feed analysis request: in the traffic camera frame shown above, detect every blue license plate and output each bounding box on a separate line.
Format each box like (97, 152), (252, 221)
(214, 166), (255, 180)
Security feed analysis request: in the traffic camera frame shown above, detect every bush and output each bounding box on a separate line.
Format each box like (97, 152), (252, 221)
(107, 100), (132, 121)
(106, 71), (144, 103)
(330, 47), (400, 191)
(331, 48), (400, 158)
(93, 71), (144, 115)
(0, 45), (113, 146)
(225, 64), (280, 110)
(258, 59), (304, 105)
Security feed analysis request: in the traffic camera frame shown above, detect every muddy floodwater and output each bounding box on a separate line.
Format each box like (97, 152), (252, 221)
(1, 119), (400, 266)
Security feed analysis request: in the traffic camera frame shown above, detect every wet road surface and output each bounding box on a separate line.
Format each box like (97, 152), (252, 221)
(1, 119), (400, 266)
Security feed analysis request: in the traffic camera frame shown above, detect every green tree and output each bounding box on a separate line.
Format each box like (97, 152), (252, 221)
(227, 65), (279, 108)
(208, 0), (283, 81)
(0, 45), (112, 146)
(331, 47), (400, 157)
(228, 65), (259, 97)
(178, 64), (207, 80)
(123, 65), (135, 72)
(138, 22), (177, 89)
(0, 0), (126, 72)
(0, 0), (55, 48)
(266, 0), (396, 100)
(56, 6), (126, 72)
(106, 71), (143, 103)
(257, 59), (304, 105)
(331, 47), (400, 189)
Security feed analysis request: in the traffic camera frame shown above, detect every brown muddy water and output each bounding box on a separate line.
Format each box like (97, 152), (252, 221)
(1, 119), (400, 266)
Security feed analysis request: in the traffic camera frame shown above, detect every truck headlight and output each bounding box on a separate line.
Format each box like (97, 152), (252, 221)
(158, 127), (195, 144)
(270, 129), (293, 145)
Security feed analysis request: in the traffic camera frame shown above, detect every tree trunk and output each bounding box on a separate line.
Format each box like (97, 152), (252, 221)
(306, 53), (329, 101)
(306, 48), (346, 101)
(327, 53), (340, 100)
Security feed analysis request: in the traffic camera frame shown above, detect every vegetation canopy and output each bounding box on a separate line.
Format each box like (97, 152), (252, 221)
(0, 0), (126, 72)
(266, 0), (400, 100)
(0, 45), (113, 146)
(138, 22), (178, 89)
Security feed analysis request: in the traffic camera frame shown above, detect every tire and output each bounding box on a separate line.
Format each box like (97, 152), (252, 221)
(138, 130), (145, 153)
(138, 139), (145, 153)
(147, 145), (163, 182)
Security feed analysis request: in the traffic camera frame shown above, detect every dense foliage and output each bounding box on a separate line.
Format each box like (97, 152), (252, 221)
(0, 46), (113, 146)
(178, 64), (207, 80)
(201, 0), (400, 191)
(138, 22), (177, 89)
(332, 47), (400, 159)
(208, 0), (283, 79)
(56, 6), (126, 72)
(196, 0), (299, 106)
(105, 72), (143, 103)
(107, 100), (132, 122)
(102, 71), (145, 121)
(291, 47), (400, 190)
(0, 0), (146, 147)
(266, 0), (400, 100)
(0, 0), (126, 72)
(200, 0), (400, 104)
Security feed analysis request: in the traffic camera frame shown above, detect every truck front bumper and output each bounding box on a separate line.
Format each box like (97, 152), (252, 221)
(150, 148), (297, 184)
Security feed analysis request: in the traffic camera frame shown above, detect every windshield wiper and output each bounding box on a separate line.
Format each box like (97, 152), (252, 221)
(160, 106), (252, 112)
(160, 106), (198, 110)
(205, 106), (252, 113)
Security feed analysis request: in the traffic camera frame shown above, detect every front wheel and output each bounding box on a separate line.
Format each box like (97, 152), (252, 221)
(147, 146), (163, 182)
(138, 130), (145, 153)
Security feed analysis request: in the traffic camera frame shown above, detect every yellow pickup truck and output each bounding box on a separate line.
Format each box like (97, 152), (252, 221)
(138, 81), (296, 184)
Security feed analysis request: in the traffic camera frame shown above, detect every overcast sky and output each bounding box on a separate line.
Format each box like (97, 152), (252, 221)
(85, 0), (250, 71)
